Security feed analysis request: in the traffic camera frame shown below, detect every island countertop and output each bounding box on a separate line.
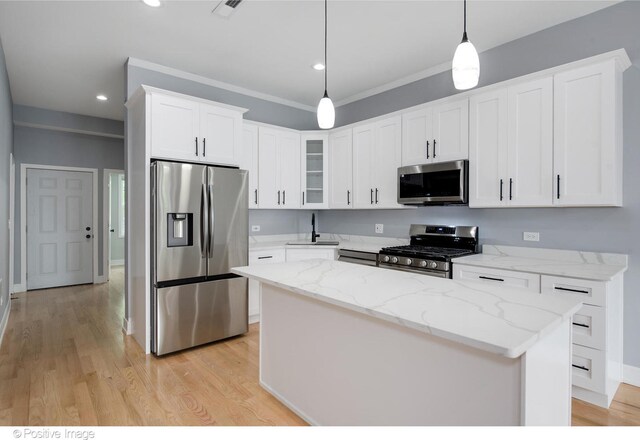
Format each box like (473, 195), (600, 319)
(231, 259), (582, 359)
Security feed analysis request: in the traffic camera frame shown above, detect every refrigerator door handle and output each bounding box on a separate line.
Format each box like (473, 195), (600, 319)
(208, 183), (215, 258)
(200, 183), (207, 258)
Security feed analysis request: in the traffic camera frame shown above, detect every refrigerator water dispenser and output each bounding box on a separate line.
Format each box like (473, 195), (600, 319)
(167, 213), (193, 247)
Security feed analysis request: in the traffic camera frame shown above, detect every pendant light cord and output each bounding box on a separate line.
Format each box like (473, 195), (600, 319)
(462, 0), (468, 43)
(324, 0), (328, 92)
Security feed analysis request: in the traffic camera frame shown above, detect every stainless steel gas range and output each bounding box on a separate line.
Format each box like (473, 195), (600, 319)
(378, 224), (478, 278)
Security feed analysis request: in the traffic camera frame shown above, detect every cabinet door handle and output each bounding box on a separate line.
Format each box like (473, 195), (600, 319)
(283, 190), (286, 205)
(203, 138), (206, 157)
(370, 188), (374, 205)
(499, 179), (504, 201)
(572, 322), (590, 329)
(479, 276), (504, 282)
(347, 190), (350, 205)
(375, 188), (379, 204)
(554, 286), (589, 294)
(572, 364), (590, 372)
(557, 175), (561, 199)
(254, 189), (258, 205)
(195, 137), (198, 156)
(433, 139), (437, 158)
(509, 178), (513, 201)
(257, 256), (273, 260)
(426, 140), (430, 159)
(302, 191), (305, 205)
(278, 190), (281, 205)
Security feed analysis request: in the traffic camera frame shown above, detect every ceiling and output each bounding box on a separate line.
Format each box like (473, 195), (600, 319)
(0, 0), (620, 121)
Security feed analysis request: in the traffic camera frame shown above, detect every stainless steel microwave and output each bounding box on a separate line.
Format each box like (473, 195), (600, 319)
(397, 160), (469, 205)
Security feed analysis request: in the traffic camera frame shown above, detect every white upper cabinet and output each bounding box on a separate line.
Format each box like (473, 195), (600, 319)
(300, 133), (329, 209)
(508, 77), (553, 207)
(329, 128), (353, 209)
(470, 78), (553, 208)
(150, 94), (200, 162)
(352, 117), (402, 209)
(257, 127), (301, 209)
(401, 98), (468, 166)
(149, 90), (244, 166)
(553, 60), (623, 207)
(240, 123), (259, 208)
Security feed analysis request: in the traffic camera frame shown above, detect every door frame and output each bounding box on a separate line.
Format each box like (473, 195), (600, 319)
(20, 164), (99, 290)
(103, 168), (124, 281)
(9, 154), (15, 294)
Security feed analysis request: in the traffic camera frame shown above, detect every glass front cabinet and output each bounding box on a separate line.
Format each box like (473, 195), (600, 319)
(300, 133), (329, 209)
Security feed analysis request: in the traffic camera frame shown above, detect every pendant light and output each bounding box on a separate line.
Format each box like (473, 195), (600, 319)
(317, 0), (335, 129)
(452, 0), (480, 90)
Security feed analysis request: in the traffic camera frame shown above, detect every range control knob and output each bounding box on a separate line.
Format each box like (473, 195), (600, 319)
(405, 258), (413, 265)
(391, 256), (399, 264)
(419, 260), (428, 268)
(428, 261), (438, 269)
(381, 255), (390, 263)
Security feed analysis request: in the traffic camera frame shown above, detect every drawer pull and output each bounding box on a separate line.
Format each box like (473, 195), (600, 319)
(479, 276), (504, 282)
(572, 364), (590, 372)
(257, 256), (273, 260)
(554, 286), (589, 294)
(572, 322), (590, 329)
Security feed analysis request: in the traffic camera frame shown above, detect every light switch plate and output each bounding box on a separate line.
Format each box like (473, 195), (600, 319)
(251, 225), (261, 232)
(375, 224), (384, 234)
(523, 232), (540, 242)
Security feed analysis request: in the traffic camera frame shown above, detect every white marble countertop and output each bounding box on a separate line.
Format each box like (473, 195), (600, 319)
(454, 245), (628, 281)
(232, 259), (582, 359)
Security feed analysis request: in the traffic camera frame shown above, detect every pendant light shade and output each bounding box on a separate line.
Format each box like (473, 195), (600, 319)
(317, 0), (335, 129)
(317, 91), (335, 129)
(452, 0), (479, 90)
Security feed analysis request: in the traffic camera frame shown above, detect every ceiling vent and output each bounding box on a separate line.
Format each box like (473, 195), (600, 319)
(212, 0), (244, 19)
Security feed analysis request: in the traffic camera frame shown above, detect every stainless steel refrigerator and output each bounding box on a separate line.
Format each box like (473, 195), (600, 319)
(151, 160), (248, 356)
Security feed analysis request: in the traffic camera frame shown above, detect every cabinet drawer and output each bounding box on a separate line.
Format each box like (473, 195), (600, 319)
(286, 248), (337, 262)
(452, 265), (540, 292)
(249, 248), (286, 265)
(572, 344), (606, 394)
(541, 276), (606, 307)
(572, 304), (606, 350)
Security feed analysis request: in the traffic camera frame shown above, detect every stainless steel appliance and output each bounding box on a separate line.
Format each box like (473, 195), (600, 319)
(151, 160), (248, 356)
(378, 224), (478, 278)
(338, 249), (379, 266)
(397, 160), (468, 205)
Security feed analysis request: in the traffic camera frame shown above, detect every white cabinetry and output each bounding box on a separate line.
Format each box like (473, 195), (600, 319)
(353, 116), (402, 209)
(248, 248), (286, 323)
(469, 78), (553, 207)
(452, 265), (540, 292)
(240, 123), (259, 208)
(329, 128), (353, 209)
(553, 60), (623, 206)
(258, 127), (301, 209)
(401, 98), (469, 166)
(301, 133), (329, 209)
(149, 91), (244, 166)
(285, 247), (337, 262)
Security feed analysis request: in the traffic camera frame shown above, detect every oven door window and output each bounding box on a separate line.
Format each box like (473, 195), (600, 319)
(399, 169), (462, 199)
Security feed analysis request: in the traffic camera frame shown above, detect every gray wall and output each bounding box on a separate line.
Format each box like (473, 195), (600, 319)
(0, 37), (13, 329)
(109, 173), (125, 263)
(320, 1), (640, 368)
(13, 107), (125, 284)
(127, 64), (319, 131)
(249, 210), (318, 237)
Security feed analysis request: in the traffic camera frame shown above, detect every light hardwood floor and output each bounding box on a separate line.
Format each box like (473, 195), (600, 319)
(0, 267), (638, 426)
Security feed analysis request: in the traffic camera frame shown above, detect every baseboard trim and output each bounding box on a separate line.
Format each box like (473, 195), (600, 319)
(110, 259), (124, 266)
(623, 364), (640, 387)
(248, 314), (260, 325)
(12, 284), (26, 293)
(122, 318), (133, 335)
(0, 305), (10, 347)
(94, 275), (107, 284)
(260, 380), (319, 426)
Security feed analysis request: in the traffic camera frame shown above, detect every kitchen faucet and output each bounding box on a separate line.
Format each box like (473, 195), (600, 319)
(311, 213), (320, 243)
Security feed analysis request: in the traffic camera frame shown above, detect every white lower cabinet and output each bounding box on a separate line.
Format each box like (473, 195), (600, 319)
(248, 248), (286, 323)
(454, 262), (623, 408)
(285, 248), (337, 262)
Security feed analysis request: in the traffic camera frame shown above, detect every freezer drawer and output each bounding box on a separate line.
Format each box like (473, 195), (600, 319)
(153, 276), (248, 356)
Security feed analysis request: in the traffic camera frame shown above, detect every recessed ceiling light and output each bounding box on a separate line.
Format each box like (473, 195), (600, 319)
(142, 0), (161, 7)
(96, 94), (108, 101)
(312, 63), (325, 71)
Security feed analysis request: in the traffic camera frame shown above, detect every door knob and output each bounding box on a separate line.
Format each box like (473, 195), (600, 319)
(110, 229), (115, 233)
(86, 234), (91, 239)
(86, 226), (91, 231)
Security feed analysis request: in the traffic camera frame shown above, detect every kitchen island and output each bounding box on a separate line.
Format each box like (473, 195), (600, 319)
(231, 259), (583, 426)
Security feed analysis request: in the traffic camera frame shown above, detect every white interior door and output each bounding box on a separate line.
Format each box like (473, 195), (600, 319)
(27, 169), (93, 290)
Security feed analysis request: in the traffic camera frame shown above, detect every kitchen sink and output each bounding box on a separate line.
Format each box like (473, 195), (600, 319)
(286, 241), (340, 246)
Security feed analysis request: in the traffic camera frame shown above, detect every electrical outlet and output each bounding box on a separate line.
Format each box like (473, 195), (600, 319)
(251, 225), (261, 232)
(523, 232), (540, 242)
(375, 224), (384, 234)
